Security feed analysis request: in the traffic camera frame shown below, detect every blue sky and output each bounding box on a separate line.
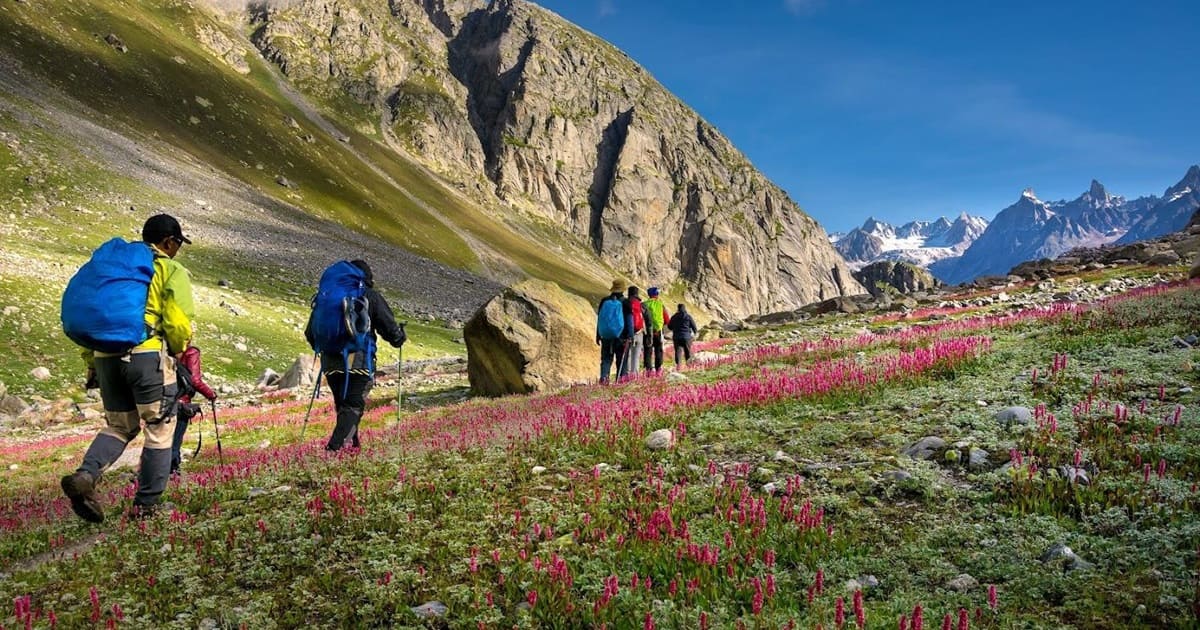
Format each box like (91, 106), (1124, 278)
(533, 0), (1199, 233)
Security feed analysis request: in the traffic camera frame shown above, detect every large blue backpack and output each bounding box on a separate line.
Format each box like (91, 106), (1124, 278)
(62, 239), (155, 352)
(597, 296), (624, 340)
(309, 261), (375, 393)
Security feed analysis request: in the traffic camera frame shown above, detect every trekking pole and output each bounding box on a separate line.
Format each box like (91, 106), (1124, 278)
(395, 322), (406, 427)
(191, 405), (204, 459)
(210, 399), (224, 467)
(300, 353), (321, 439)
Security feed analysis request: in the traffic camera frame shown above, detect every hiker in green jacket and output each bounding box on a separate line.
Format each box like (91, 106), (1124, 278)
(62, 214), (196, 522)
(642, 287), (668, 373)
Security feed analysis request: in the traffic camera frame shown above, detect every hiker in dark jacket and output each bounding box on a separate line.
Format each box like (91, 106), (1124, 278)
(169, 344), (217, 475)
(596, 279), (631, 383)
(304, 259), (406, 451)
(667, 304), (699, 369)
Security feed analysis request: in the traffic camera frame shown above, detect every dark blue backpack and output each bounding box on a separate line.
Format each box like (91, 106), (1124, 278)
(597, 296), (624, 340)
(61, 239), (155, 352)
(309, 261), (374, 393)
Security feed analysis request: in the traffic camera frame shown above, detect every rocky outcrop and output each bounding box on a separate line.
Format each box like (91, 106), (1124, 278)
(853, 261), (941, 298)
(247, 0), (862, 320)
(463, 279), (597, 396)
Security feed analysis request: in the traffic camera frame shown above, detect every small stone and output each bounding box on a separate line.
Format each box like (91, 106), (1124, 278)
(8, 464), (17, 471)
(235, 342), (249, 352)
(1059, 466), (1090, 485)
(995, 406), (1033, 427)
(217, 279), (231, 288)
(883, 470), (913, 482)
(946, 573), (978, 592)
(531, 466), (547, 475)
(667, 371), (688, 383)
(410, 601), (448, 619)
(761, 482), (779, 494)
(30, 367), (51, 380)
(975, 400), (988, 407)
(248, 487), (267, 498)
(1, 306), (17, 316)
(645, 428), (674, 451)
(1181, 386), (1194, 394)
(968, 448), (990, 471)
(258, 440), (271, 449)
(901, 436), (946, 460)
(255, 368), (279, 389)
(772, 450), (796, 465)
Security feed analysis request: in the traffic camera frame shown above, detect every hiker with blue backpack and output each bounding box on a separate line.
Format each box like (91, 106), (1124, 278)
(305, 259), (406, 452)
(596, 279), (632, 383)
(60, 214), (196, 522)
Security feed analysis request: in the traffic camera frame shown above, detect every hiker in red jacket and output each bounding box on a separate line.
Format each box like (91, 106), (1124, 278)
(170, 345), (217, 475)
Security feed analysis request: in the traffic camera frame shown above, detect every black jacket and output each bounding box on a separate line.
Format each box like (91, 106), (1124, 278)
(667, 310), (698, 341)
(305, 287), (406, 371)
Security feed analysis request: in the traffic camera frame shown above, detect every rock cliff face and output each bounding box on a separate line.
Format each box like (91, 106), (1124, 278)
(247, 0), (862, 319)
(852, 261), (941, 298)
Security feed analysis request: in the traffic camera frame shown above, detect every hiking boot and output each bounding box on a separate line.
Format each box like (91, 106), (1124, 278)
(61, 472), (104, 524)
(129, 501), (175, 520)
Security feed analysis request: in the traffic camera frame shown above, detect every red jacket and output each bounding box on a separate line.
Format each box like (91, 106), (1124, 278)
(179, 346), (217, 403)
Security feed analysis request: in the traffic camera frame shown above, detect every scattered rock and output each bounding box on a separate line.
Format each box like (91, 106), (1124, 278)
(1172, 336), (1193, 349)
(1039, 543), (1094, 571)
(761, 482), (779, 494)
(275, 175), (297, 189)
(80, 407), (103, 421)
(248, 487), (267, 498)
(217, 279), (231, 288)
(901, 436), (946, 460)
(667, 371), (688, 383)
(410, 601), (448, 619)
(104, 33), (128, 53)
(0, 395), (31, 416)
(772, 450), (797, 465)
(1059, 466), (1091, 485)
(968, 448), (990, 471)
(255, 369), (280, 389)
(234, 342), (249, 352)
(30, 367), (51, 381)
(883, 469), (913, 482)
(0, 380), (6, 399)
(277, 355), (320, 390)
(946, 573), (978, 592)
(531, 466), (547, 475)
(845, 574), (880, 593)
(645, 428), (674, 451)
(995, 406), (1032, 427)
(1, 306), (17, 316)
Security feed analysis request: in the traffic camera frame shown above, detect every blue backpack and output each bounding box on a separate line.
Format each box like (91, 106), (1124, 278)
(597, 296), (624, 340)
(62, 239), (155, 352)
(309, 261), (375, 392)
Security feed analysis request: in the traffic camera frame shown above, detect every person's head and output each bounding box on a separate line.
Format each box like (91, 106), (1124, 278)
(628, 286), (640, 298)
(350, 259), (375, 287)
(609, 279), (626, 295)
(647, 286), (659, 298)
(677, 303), (686, 312)
(142, 213), (191, 258)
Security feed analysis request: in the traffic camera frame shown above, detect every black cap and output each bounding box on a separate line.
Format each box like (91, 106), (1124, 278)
(142, 213), (192, 245)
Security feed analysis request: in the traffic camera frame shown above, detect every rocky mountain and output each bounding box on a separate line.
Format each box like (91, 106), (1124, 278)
(1117, 165), (1200, 245)
(246, 0), (863, 319)
(852, 260), (941, 298)
(931, 180), (1163, 285)
(831, 213), (987, 269)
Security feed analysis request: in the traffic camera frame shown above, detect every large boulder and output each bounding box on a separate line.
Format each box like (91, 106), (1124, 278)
(464, 280), (597, 396)
(853, 261), (942, 298)
(277, 354), (320, 390)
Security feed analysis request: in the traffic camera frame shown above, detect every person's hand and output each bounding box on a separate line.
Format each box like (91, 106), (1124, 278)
(84, 368), (98, 390)
(595, 336), (601, 346)
(206, 394), (218, 402)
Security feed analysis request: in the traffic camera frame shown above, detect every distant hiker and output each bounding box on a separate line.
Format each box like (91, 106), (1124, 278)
(596, 279), (630, 383)
(305, 259), (406, 452)
(667, 303), (698, 368)
(60, 214), (196, 522)
(642, 286), (667, 373)
(623, 286), (648, 377)
(169, 344), (217, 475)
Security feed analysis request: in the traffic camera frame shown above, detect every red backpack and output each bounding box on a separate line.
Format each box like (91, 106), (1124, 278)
(630, 298), (645, 332)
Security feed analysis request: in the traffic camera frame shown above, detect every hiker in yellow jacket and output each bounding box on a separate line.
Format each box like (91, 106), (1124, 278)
(62, 214), (196, 522)
(642, 287), (668, 373)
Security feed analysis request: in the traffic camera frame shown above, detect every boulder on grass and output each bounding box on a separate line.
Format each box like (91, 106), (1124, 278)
(277, 354), (320, 390)
(464, 279), (597, 396)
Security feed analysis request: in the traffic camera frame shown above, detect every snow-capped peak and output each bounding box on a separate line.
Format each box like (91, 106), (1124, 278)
(1021, 187), (1039, 201)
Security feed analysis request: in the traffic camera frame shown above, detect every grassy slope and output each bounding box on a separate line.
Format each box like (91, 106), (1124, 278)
(1, 276), (1197, 628)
